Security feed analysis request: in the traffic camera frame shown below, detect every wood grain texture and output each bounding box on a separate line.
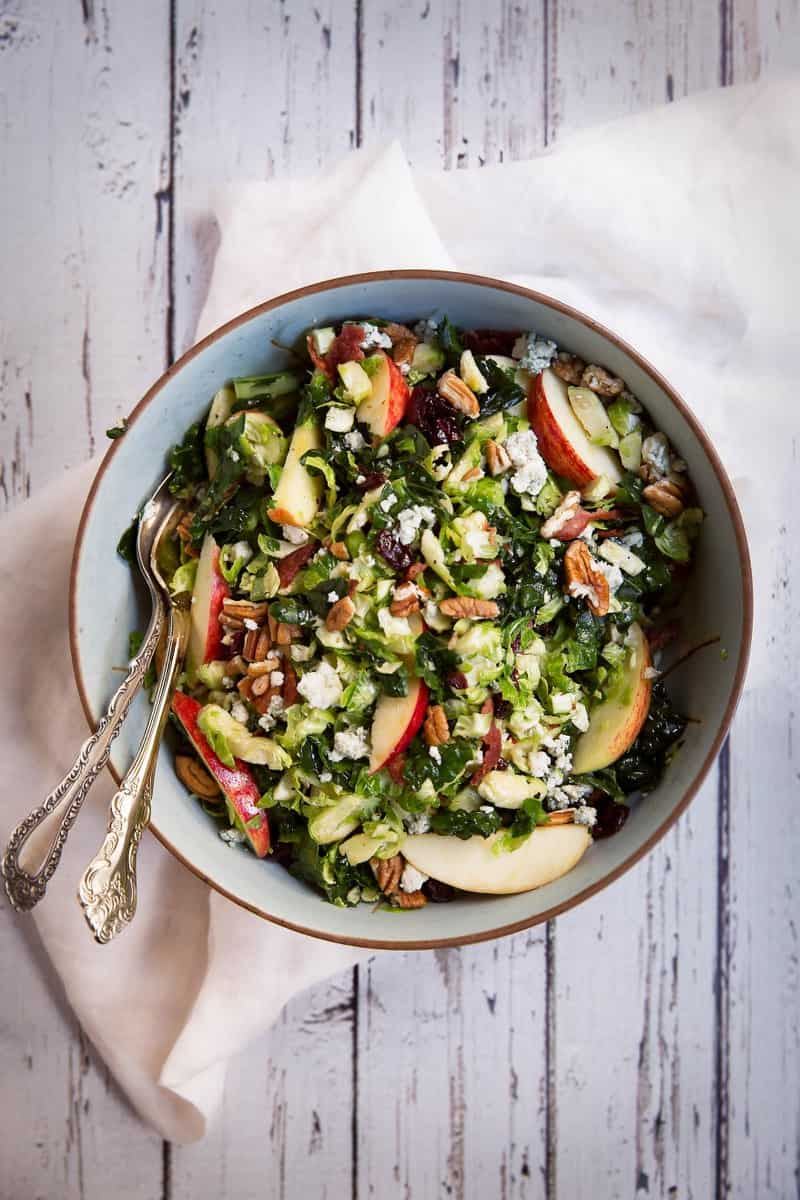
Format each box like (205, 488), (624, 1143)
(355, 935), (548, 1199)
(0, 0), (170, 510)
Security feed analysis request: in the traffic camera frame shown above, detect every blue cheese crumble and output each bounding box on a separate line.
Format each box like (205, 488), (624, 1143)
(504, 430), (548, 498)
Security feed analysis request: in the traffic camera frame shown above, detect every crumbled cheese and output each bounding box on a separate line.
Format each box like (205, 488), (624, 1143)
(319, 772), (332, 783)
(414, 317), (439, 341)
(620, 529), (644, 549)
(258, 712), (276, 733)
(345, 430), (367, 452)
(505, 430), (548, 498)
(479, 804), (495, 813)
(243, 617), (259, 630)
(231, 539), (253, 563)
(380, 494), (397, 513)
(376, 443), (390, 459)
(289, 641), (316, 662)
(428, 745), (442, 764)
(642, 432), (670, 477)
(282, 525), (309, 545)
(270, 670), (284, 686)
(594, 557), (624, 596)
(327, 590), (340, 602)
(230, 701), (249, 725)
(395, 504), (436, 545)
(572, 702), (590, 733)
(644, 666), (661, 680)
(574, 805), (598, 828)
(330, 726), (371, 762)
(568, 579), (600, 607)
(400, 864), (429, 893)
(219, 828), (246, 846)
(228, 449), (240, 463)
(355, 474), (366, 484)
(407, 812), (431, 835)
(221, 675), (233, 689)
(561, 782), (593, 803)
(297, 660), (342, 709)
(325, 405), (356, 433)
(514, 332), (557, 374)
(527, 751), (551, 778)
(359, 321), (392, 350)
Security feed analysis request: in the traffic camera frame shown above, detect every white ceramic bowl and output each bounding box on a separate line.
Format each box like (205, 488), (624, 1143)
(70, 271), (752, 949)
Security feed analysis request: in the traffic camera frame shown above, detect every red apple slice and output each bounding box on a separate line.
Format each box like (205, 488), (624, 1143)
(572, 622), (653, 773)
(369, 674), (429, 773)
(187, 533), (229, 675)
(172, 691), (270, 857)
(356, 351), (409, 438)
(529, 368), (623, 488)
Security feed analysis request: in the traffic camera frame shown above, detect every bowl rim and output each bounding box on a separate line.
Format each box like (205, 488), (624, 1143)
(69, 268), (753, 950)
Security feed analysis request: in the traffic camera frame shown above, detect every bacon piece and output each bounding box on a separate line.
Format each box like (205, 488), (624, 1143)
(386, 755), (406, 785)
(470, 697), (501, 786)
(307, 324), (366, 379)
(552, 507), (629, 541)
(282, 659), (298, 707)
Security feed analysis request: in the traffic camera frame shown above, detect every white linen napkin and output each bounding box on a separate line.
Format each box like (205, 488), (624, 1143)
(1, 78), (794, 1142)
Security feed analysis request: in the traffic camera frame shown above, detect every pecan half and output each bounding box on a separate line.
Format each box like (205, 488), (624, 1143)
(219, 613), (245, 631)
(329, 540), (350, 561)
(551, 352), (586, 385)
(175, 754), (220, 799)
(326, 595), (355, 631)
(439, 596), (499, 620)
(390, 582), (420, 617)
(282, 658), (298, 706)
(392, 336), (417, 366)
(581, 364), (624, 398)
(437, 369), (480, 417)
(563, 540), (609, 617)
(383, 321), (415, 345)
(393, 889), (427, 909)
(405, 561), (428, 582)
(246, 656), (281, 678)
(540, 490), (582, 540)
(545, 809), (576, 826)
(486, 439), (511, 476)
(222, 599), (271, 622)
(642, 479), (685, 518)
(371, 855), (404, 896)
(423, 704), (450, 746)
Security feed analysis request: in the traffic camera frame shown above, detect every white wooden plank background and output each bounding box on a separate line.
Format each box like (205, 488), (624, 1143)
(1, 2), (798, 1198)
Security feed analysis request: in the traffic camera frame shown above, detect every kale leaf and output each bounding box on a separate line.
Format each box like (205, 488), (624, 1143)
(168, 421), (206, 497)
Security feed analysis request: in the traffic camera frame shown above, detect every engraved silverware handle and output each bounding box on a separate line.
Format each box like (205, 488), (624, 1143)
(78, 604), (190, 944)
(1, 605), (166, 913)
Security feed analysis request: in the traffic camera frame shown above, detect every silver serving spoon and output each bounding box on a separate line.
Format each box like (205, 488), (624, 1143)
(1, 475), (183, 925)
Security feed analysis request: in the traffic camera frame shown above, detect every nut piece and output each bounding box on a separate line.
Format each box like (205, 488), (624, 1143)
(405, 561), (428, 582)
(439, 596), (499, 620)
(486, 439), (511, 476)
(393, 889), (428, 909)
(329, 540), (350, 561)
(326, 594), (356, 631)
(175, 754), (221, 799)
(251, 673), (276, 698)
(551, 352), (586, 385)
(563, 540), (610, 617)
(390, 582), (421, 617)
(545, 808), (576, 826)
(383, 321), (415, 345)
(282, 659), (298, 706)
(222, 599), (271, 622)
(392, 336), (417, 366)
(246, 656), (281, 678)
(219, 613), (245, 631)
(642, 479), (685, 518)
(371, 855), (404, 896)
(423, 704), (450, 746)
(437, 369), (480, 417)
(540, 490), (582, 540)
(581, 364), (624, 398)
(276, 621), (295, 645)
(370, 855), (427, 908)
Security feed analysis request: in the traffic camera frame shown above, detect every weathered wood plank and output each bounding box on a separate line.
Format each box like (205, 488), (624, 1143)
(730, 0), (800, 77)
(0, 3), (169, 1197)
(546, 0), (721, 143)
(355, 936), (548, 1200)
(360, 0), (547, 168)
(0, 0), (170, 510)
(172, 0), (359, 353)
(170, 972), (356, 1200)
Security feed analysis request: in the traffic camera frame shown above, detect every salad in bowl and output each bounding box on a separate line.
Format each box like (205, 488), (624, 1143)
(144, 316), (701, 910)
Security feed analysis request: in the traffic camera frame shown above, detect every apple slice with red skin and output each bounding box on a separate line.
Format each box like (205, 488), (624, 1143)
(528, 368), (623, 488)
(369, 674), (429, 774)
(187, 533), (229, 675)
(357, 351), (410, 438)
(172, 691), (270, 857)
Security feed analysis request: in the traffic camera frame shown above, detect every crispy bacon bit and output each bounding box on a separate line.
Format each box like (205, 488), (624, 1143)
(283, 659), (298, 706)
(277, 542), (317, 588)
(470, 697), (501, 786)
(308, 325), (366, 379)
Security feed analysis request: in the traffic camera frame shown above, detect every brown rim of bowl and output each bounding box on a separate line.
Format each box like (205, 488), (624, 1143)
(69, 268), (753, 951)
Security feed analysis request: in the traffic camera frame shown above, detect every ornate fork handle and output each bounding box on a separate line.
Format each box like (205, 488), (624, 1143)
(1, 605), (166, 913)
(78, 604), (190, 944)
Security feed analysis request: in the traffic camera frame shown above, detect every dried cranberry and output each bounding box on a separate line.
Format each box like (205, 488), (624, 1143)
(493, 697), (513, 720)
(592, 795), (630, 839)
(422, 878), (456, 903)
(447, 671), (469, 690)
(494, 757), (509, 771)
(406, 385), (461, 446)
(375, 528), (415, 572)
(356, 470), (387, 492)
(462, 329), (521, 356)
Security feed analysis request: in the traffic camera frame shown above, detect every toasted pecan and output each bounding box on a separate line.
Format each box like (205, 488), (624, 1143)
(175, 754), (220, 799)
(390, 582), (421, 617)
(437, 369), (480, 417)
(642, 479), (685, 518)
(439, 596), (499, 620)
(486, 439), (511, 476)
(581, 363), (624, 397)
(563, 541), (609, 617)
(326, 595), (356, 631)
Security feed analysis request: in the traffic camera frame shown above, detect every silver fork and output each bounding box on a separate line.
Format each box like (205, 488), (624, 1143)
(1, 475), (180, 918)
